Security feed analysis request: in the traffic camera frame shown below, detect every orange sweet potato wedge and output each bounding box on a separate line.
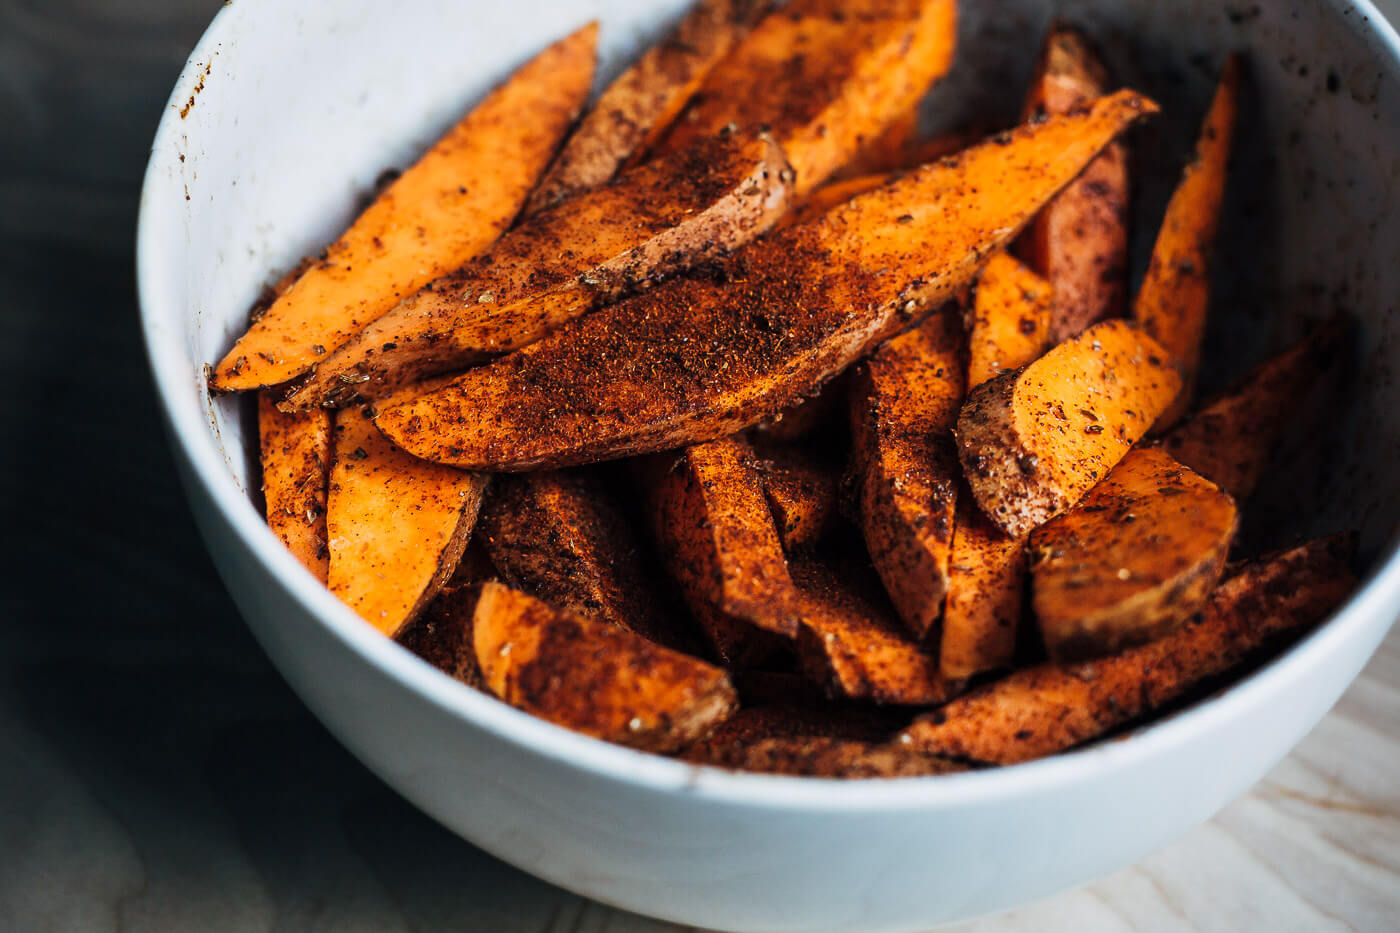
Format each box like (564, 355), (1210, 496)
(965, 251), (1054, 390)
(775, 173), (891, 231)
(939, 487), (1025, 679)
(895, 534), (1356, 765)
(940, 251), (1050, 673)
(258, 396), (332, 581)
(284, 133), (793, 409)
(377, 91), (1160, 470)
(793, 559), (963, 706)
(1162, 316), (1345, 501)
(326, 404), (489, 636)
(210, 24), (597, 391)
(754, 446), (842, 551)
(472, 582), (737, 752)
(477, 470), (692, 650)
(955, 319), (1182, 538)
(1019, 24), (1131, 342)
(393, 584), (485, 688)
(777, 131), (982, 231)
(523, 0), (771, 215)
(255, 260), (330, 579)
(1029, 447), (1239, 661)
(1134, 55), (1243, 427)
(849, 308), (965, 641)
(643, 438), (797, 667)
(662, 0), (958, 196)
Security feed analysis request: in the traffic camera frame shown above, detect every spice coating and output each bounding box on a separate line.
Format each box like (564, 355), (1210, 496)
(524, 0), (771, 215)
(1029, 446), (1239, 661)
(284, 133), (793, 409)
(377, 91), (1160, 470)
(472, 582), (737, 752)
(478, 470), (694, 651)
(849, 307), (965, 642)
(662, 0), (959, 195)
(955, 318), (1182, 538)
(895, 535), (1356, 764)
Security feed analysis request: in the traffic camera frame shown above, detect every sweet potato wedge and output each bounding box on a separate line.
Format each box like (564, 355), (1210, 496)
(258, 396), (332, 581)
(393, 584), (484, 688)
(643, 439), (796, 667)
(377, 91), (1161, 470)
(1019, 24), (1131, 342)
(775, 173), (891, 231)
(684, 702), (964, 776)
(662, 0), (959, 195)
(523, 0), (771, 215)
(939, 488), (1025, 678)
(778, 131), (984, 230)
(1029, 447), (1238, 661)
(284, 133), (793, 409)
(895, 534), (1356, 764)
(793, 559), (963, 706)
(755, 446), (842, 551)
(252, 259), (333, 579)
(477, 470), (688, 650)
(211, 24), (598, 391)
(849, 308), (965, 641)
(955, 319), (1182, 538)
(326, 404), (489, 636)
(1134, 55), (1242, 427)
(1162, 316), (1344, 501)
(965, 251), (1054, 390)
(472, 582), (736, 752)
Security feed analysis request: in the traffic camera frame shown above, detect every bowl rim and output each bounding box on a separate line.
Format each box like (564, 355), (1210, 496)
(137, 0), (1400, 811)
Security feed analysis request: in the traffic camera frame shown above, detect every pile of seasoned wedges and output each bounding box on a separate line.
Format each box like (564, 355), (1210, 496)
(219, 0), (1359, 777)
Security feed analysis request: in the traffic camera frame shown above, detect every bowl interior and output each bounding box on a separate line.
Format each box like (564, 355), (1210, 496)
(143, 0), (1400, 749)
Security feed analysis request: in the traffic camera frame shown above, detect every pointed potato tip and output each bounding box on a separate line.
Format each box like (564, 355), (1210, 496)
(1103, 87), (1161, 118)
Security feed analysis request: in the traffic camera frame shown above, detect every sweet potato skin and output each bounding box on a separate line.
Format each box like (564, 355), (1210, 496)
(477, 470), (690, 650)
(849, 309), (965, 641)
(1134, 55), (1242, 427)
(965, 251), (1054, 390)
(211, 24), (598, 391)
(326, 405), (489, 636)
(284, 134), (794, 410)
(1019, 24), (1130, 342)
(955, 319), (1182, 538)
(1162, 316), (1344, 501)
(663, 0), (959, 195)
(793, 560), (963, 706)
(258, 396), (332, 581)
(472, 583), (737, 752)
(642, 440), (795, 667)
(377, 92), (1161, 470)
(939, 488), (1025, 678)
(1029, 447), (1238, 661)
(524, 0), (771, 215)
(897, 534), (1356, 764)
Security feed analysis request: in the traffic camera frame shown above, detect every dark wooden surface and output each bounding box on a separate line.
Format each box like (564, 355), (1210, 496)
(1, 2), (1397, 930)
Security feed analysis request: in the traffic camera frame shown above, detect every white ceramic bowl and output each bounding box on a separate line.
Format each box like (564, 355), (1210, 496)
(138, 1), (1400, 929)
